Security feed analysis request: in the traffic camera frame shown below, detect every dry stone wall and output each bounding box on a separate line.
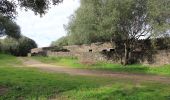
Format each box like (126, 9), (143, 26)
(63, 42), (113, 53)
(47, 50), (170, 66)
(141, 50), (170, 66)
(47, 51), (109, 63)
(31, 42), (170, 66)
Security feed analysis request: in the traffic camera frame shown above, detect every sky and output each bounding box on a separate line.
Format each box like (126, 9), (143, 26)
(15, 0), (80, 47)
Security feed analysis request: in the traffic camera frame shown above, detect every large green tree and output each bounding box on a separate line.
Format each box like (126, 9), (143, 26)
(0, 36), (37, 56)
(65, 0), (170, 65)
(111, 0), (170, 65)
(65, 0), (114, 45)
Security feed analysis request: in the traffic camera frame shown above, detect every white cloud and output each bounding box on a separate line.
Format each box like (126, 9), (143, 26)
(15, 0), (80, 47)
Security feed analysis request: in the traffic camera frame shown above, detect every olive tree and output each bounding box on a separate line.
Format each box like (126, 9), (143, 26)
(110, 0), (170, 65)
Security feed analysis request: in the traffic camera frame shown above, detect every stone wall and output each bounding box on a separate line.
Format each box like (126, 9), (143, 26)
(47, 51), (109, 64)
(47, 49), (170, 66)
(31, 42), (170, 66)
(141, 50), (170, 66)
(63, 42), (113, 53)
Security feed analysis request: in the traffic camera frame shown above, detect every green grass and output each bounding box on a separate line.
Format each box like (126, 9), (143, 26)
(0, 67), (116, 100)
(59, 82), (170, 100)
(33, 56), (170, 76)
(0, 53), (21, 66)
(2, 66), (170, 100)
(0, 54), (114, 99)
(1, 54), (170, 100)
(33, 56), (84, 68)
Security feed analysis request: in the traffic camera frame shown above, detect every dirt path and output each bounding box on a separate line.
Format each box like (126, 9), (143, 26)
(18, 57), (170, 84)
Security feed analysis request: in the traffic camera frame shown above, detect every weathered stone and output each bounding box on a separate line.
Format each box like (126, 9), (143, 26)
(30, 42), (170, 66)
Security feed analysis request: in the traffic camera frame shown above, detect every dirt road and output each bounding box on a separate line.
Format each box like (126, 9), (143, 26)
(19, 57), (170, 83)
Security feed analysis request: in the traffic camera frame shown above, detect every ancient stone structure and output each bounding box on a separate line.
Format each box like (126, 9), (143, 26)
(31, 42), (115, 64)
(30, 41), (170, 66)
(63, 42), (114, 53)
(31, 42), (114, 55)
(141, 50), (170, 65)
(31, 47), (54, 56)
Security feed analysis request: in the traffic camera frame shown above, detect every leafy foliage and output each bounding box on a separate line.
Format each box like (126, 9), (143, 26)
(0, 0), (63, 18)
(0, 15), (21, 38)
(51, 36), (69, 46)
(110, 0), (170, 65)
(0, 36), (37, 56)
(0, 0), (62, 38)
(17, 0), (63, 16)
(0, 0), (16, 19)
(65, 0), (114, 45)
(64, 0), (170, 65)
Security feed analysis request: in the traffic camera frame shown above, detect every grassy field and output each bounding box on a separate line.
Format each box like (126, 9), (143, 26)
(33, 56), (170, 76)
(1, 54), (170, 99)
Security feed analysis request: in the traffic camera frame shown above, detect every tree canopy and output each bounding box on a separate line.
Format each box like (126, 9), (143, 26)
(51, 36), (69, 47)
(0, 36), (37, 56)
(63, 0), (170, 65)
(65, 0), (114, 45)
(0, 0), (62, 38)
(0, 15), (21, 38)
(0, 0), (63, 19)
(111, 0), (170, 65)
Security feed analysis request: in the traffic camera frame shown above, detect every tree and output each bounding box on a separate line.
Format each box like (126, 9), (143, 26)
(111, 0), (170, 65)
(51, 36), (69, 46)
(65, 0), (114, 45)
(65, 0), (170, 65)
(0, 0), (63, 19)
(17, 36), (37, 56)
(0, 37), (19, 55)
(0, 36), (37, 56)
(0, 15), (21, 38)
(0, 0), (16, 19)
(0, 0), (62, 39)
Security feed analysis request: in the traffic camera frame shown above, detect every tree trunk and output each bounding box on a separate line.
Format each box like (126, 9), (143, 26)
(124, 42), (129, 65)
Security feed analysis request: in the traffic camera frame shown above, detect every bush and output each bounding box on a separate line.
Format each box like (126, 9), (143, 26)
(0, 36), (37, 56)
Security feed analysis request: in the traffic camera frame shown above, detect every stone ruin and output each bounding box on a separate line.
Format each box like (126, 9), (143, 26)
(30, 40), (170, 66)
(31, 42), (114, 55)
